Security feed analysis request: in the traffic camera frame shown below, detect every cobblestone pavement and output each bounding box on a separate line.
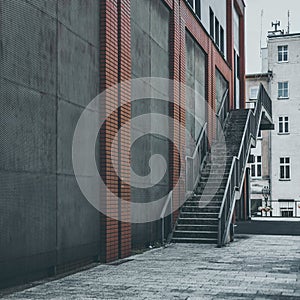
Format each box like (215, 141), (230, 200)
(3, 235), (300, 299)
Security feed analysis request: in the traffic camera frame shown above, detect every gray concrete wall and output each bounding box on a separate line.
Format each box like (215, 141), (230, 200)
(236, 220), (300, 236)
(130, 0), (170, 249)
(0, 0), (101, 287)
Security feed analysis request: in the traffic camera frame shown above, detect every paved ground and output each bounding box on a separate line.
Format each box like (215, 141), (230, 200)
(2, 235), (300, 299)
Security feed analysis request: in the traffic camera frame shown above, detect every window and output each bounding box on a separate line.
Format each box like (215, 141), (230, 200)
(187, 1), (201, 19)
(220, 26), (224, 54)
(215, 18), (219, 47)
(249, 86), (259, 99)
(195, 0), (201, 18)
(258, 129), (262, 138)
(279, 116), (289, 134)
(187, 0), (193, 7)
(251, 155), (262, 178)
(210, 8), (214, 39)
(280, 157), (290, 180)
(236, 55), (240, 79)
(281, 208), (293, 217)
(278, 45), (288, 62)
(278, 82), (289, 98)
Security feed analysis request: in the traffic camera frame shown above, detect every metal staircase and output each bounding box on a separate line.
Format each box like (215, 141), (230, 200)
(171, 84), (273, 246)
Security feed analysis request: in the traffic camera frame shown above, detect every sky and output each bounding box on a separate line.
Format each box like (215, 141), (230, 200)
(245, 0), (300, 74)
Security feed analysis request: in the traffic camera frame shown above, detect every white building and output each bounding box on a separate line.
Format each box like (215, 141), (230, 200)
(246, 28), (300, 218)
(267, 32), (300, 217)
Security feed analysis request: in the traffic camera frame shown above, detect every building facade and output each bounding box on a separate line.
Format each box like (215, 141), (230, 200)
(246, 73), (272, 216)
(247, 30), (300, 218)
(267, 32), (300, 217)
(0, 0), (248, 287)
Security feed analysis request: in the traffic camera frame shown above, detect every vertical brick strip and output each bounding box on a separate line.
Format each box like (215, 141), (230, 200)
(239, 8), (246, 108)
(118, 0), (132, 259)
(169, 0), (182, 225)
(227, 0), (235, 110)
(99, 0), (120, 263)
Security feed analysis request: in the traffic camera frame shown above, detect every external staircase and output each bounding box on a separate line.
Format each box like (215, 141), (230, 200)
(170, 84), (273, 246)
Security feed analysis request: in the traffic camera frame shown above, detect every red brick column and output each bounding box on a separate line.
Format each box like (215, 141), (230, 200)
(118, 0), (132, 259)
(227, 0), (235, 110)
(170, 0), (186, 225)
(239, 9), (246, 108)
(99, 0), (119, 263)
(99, 0), (132, 263)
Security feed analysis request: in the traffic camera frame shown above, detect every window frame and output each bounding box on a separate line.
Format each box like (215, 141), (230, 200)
(220, 26), (224, 54)
(278, 45), (288, 62)
(215, 17), (220, 47)
(209, 7), (214, 39)
(249, 86), (259, 100)
(278, 81), (289, 99)
(281, 208), (293, 217)
(186, 1), (201, 20)
(251, 155), (262, 178)
(279, 157), (291, 180)
(278, 116), (289, 134)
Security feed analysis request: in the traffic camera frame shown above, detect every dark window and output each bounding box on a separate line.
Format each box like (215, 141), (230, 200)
(195, 0), (201, 19)
(278, 45), (288, 62)
(278, 82), (289, 98)
(251, 164), (256, 177)
(251, 155), (262, 178)
(220, 26), (224, 54)
(279, 116), (289, 133)
(257, 164), (262, 177)
(285, 117), (289, 132)
(258, 129), (262, 138)
(281, 210), (293, 217)
(187, 0), (193, 7)
(215, 18), (220, 47)
(210, 8), (214, 39)
(279, 157), (291, 180)
(236, 55), (240, 79)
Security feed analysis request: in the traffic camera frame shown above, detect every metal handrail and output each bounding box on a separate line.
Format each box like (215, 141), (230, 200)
(186, 123), (207, 161)
(186, 123), (208, 194)
(216, 89), (229, 139)
(216, 89), (229, 118)
(217, 84), (270, 246)
(160, 190), (173, 243)
(160, 122), (208, 243)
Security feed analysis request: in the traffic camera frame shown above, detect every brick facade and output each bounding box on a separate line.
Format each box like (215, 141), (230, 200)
(99, 0), (245, 261)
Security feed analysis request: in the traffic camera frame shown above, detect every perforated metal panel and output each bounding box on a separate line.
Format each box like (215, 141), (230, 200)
(0, 0), (100, 285)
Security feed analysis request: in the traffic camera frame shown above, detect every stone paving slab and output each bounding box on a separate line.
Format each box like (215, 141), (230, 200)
(2, 235), (300, 299)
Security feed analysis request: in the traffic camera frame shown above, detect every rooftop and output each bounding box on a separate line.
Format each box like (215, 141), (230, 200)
(268, 32), (300, 39)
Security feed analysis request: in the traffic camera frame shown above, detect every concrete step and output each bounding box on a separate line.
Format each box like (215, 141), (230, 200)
(184, 200), (222, 207)
(189, 195), (224, 201)
(199, 178), (228, 185)
(181, 206), (220, 213)
(173, 230), (218, 239)
(201, 171), (231, 178)
(195, 189), (225, 196)
(177, 218), (218, 225)
(172, 237), (218, 244)
(180, 212), (219, 218)
(176, 224), (218, 231)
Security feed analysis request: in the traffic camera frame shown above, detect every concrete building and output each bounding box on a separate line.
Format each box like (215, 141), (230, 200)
(246, 73), (272, 216)
(247, 28), (300, 218)
(1, 0), (272, 288)
(266, 31), (300, 217)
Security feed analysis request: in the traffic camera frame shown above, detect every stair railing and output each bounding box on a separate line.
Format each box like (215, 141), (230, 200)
(160, 122), (208, 243)
(216, 88), (229, 138)
(185, 122), (208, 195)
(217, 84), (269, 246)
